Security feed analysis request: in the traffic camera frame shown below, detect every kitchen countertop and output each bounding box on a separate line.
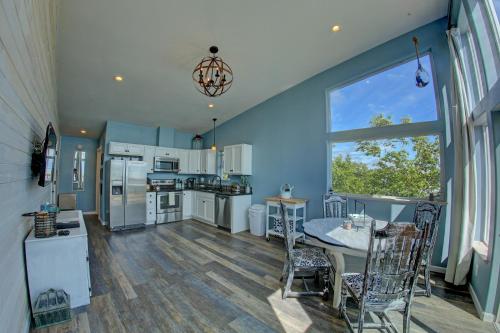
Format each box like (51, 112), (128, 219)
(25, 210), (87, 242)
(147, 187), (251, 196)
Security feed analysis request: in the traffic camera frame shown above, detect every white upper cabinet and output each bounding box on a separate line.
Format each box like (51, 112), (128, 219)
(109, 142), (145, 156)
(188, 150), (201, 174)
(223, 144), (252, 175)
(177, 149), (189, 174)
(155, 147), (178, 158)
(200, 149), (216, 175)
(143, 145), (156, 173)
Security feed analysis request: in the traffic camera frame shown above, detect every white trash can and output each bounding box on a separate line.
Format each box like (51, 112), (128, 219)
(249, 204), (266, 236)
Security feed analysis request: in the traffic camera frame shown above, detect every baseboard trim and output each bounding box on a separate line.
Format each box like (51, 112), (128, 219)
(429, 265), (446, 274)
(469, 284), (495, 322)
(83, 211), (97, 215)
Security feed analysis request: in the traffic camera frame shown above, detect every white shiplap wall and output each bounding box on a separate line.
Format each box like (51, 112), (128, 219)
(0, 0), (57, 332)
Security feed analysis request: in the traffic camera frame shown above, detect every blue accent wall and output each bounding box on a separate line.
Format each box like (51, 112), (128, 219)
(203, 18), (453, 268)
(58, 136), (98, 212)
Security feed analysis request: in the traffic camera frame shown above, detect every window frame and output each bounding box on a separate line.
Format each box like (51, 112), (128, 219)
(325, 52), (445, 199)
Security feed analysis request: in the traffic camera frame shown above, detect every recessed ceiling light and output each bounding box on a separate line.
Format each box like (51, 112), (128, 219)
(113, 75), (124, 82)
(208, 103), (214, 108)
(80, 129), (87, 134)
(331, 25), (342, 32)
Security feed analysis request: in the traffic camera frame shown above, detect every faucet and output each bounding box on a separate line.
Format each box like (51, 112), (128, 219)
(212, 175), (222, 190)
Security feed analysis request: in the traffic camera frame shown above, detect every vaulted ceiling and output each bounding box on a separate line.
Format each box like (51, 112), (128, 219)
(56, 0), (448, 137)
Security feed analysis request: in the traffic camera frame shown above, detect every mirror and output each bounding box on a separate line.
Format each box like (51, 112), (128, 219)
(72, 150), (86, 191)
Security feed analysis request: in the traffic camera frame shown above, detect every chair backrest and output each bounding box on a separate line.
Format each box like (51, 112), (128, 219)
(361, 220), (429, 305)
(413, 202), (442, 259)
(279, 202), (294, 258)
(323, 193), (347, 218)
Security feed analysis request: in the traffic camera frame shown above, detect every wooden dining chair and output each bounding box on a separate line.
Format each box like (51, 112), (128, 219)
(279, 202), (332, 300)
(412, 201), (442, 297)
(323, 193), (347, 218)
(340, 220), (429, 333)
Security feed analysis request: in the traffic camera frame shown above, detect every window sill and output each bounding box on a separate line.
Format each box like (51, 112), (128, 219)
(336, 193), (447, 205)
(472, 241), (489, 262)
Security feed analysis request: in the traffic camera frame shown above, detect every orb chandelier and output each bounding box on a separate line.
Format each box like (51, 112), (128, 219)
(192, 46), (233, 97)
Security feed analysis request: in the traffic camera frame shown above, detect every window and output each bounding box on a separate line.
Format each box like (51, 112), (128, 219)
(329, 55), (437, 132)
(327, 56), (442, 199)
(473, 125), (492, 246)
(457, 4), (484, 109)
(331, 136), (440, 198)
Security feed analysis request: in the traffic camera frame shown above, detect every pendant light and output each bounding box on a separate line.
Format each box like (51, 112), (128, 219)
(412, 36), (430, 88)
(211, 118), (217, 151)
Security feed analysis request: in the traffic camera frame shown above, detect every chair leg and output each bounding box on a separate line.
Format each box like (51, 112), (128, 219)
(282, 268), (294, 299)
(357, 303), (365, 333)
(403, 303), (411, 333)
(280, 260), (289, 282)
(322, 268), (330, 300)
(424, 265), (432, 297)
(339, 282), (347, 319)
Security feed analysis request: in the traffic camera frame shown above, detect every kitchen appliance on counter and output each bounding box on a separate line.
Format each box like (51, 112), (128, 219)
(150, 179), (183, 223)
(154, 156), (179, 173)
(215, 194), (231, 229)
(280, 184), (294, 199)
(106, 160), (147, 231)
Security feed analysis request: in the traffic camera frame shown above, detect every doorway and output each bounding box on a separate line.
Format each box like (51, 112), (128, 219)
(96, 146), (102, 221)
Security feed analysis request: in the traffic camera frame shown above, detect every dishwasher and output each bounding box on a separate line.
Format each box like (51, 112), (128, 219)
(215, 194), (231, 230)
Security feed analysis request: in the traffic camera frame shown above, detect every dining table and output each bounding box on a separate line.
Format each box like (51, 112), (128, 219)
(303, 217), (388, 309)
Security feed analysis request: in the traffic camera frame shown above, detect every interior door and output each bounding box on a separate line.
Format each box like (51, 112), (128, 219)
(95, 147), (102, 219)
(124, 161), (146, 227)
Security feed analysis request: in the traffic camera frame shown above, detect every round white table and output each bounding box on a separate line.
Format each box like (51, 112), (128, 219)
(303, 218), (387, 309)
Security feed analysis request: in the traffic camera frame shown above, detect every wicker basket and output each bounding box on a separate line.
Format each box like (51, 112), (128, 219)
(34, 212), (56, 238)
(33, 289), (71, 328)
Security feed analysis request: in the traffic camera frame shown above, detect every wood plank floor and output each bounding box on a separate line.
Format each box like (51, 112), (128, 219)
(32, 215), (495, 333)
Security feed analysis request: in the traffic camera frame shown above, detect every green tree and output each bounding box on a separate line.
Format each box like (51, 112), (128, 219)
(332, 114), (440, 198)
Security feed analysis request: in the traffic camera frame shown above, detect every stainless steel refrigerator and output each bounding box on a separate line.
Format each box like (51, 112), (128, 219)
(106, 159), (147, 231)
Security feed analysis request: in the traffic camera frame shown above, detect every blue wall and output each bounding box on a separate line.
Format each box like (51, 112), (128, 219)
(203, 18), (453, 268)
(58, 136), (98, 212)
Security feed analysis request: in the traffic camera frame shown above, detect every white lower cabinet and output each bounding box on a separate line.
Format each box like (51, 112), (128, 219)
(193, 191), (215, 224)
(146, 192), (156, 225)
(182, 190), (193, 219)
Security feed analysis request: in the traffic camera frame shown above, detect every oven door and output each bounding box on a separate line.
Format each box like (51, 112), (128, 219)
(154, 157), (179, 172)
(156, 192), (182, 213)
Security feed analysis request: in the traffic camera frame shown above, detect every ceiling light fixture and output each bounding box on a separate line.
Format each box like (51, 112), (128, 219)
(113, 75), (124, 82)
(80, 129), (87, 134)
(211, 118), (217, 151)
(208, 103), (214, 108)
(331, 25), (341, 32)
(193, 46), (233, 97)
(412, 37), (430, 88)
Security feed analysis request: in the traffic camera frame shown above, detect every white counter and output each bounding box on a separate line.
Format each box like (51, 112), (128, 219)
(25, 210), (91, 309)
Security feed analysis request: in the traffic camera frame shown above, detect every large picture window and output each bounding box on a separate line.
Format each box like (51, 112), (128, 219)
(327, 55), (442, 199)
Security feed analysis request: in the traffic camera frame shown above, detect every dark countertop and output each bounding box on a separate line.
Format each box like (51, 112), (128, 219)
(146, 188), (251, 196)
(184, 188), (252, 196)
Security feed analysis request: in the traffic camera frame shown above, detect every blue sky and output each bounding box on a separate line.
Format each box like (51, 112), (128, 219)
(329, 55), (437, 132)
(329, 55), (439, 167)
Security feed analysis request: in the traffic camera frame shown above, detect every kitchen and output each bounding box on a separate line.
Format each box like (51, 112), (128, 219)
(105, 139), (253, 232)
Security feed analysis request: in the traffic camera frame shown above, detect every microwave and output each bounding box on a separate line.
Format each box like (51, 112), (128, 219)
(153, 156), (180, 172)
